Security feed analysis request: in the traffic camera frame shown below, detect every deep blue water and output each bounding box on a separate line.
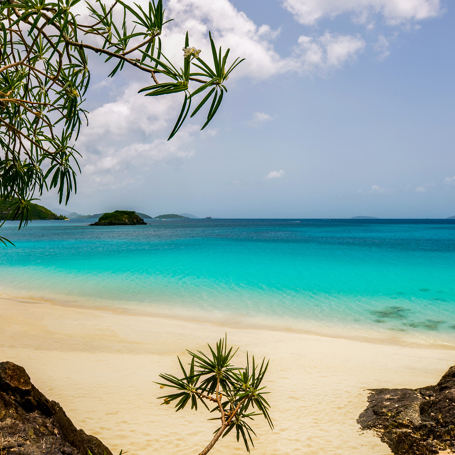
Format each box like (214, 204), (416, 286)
(1, 219), (455, 345)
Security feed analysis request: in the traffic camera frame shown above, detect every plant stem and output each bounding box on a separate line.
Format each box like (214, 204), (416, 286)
(199, 375), (227, 455)
(198, 396), (248, 455)
(198, 424), (226, 455)
(216, 375), (226, 426)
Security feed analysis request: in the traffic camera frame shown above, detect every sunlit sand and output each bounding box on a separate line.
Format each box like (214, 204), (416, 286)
(1, 297), (454, 455)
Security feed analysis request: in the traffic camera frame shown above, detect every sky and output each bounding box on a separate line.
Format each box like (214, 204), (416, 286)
(42, 0), (455, 218)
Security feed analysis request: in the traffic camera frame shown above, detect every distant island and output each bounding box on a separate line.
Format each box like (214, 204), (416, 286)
(155, 214), (188, 219)
(68, 211), (152, 220)
(448, 216), (455, 220)
(351, 216), (379, 220)
(90, 210), (147, 226)
(0, 199), (68, 221)
(59, 210), (200, 220)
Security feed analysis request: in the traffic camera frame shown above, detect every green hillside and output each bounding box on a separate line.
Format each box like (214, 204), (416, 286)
(0, 199), (67, 220)
(136, 212), (153, 219)
(155, 214), (188, 219)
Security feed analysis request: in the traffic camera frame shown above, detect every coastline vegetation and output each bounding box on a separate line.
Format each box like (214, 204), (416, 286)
(0, 0), (243, 243)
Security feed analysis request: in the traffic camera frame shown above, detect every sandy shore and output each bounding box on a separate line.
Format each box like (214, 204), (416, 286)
(1, 297), (454, 455)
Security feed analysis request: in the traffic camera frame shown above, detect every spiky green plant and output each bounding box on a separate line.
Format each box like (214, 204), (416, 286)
(157, 336), (273, 454)
(0, 0), (244, 240)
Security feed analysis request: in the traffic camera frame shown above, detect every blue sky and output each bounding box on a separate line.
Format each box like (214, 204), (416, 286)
(44, 0), (454, 218)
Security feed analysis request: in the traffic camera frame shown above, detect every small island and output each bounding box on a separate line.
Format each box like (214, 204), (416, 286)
(155, 214), (188, 219)
(90, 210), (147, 226)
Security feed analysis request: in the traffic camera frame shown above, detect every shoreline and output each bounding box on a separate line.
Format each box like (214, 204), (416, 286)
(1, 297), (455, 454)
(1, 291), (455, 351)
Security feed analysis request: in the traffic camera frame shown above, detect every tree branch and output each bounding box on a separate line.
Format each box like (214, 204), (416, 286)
(193, 391), (218, 404)
(216, 375), (226, 426)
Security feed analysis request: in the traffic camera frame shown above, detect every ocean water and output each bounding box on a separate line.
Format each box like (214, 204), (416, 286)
(1, 218), (455, 347)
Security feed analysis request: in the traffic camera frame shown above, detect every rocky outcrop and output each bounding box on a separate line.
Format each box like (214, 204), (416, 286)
(0, 361), (112, 455)
(358, 365), (455, 455)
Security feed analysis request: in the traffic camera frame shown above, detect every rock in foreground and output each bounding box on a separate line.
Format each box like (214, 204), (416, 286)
(358, 365), (455, 455)
(90, 210), (146, 226)
(0, 361), (112, 455)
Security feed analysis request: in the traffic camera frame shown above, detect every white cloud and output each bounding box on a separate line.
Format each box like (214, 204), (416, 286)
(72, 0), (284, 80)
(374, 35), (391, 60)
(281, 0), (442, 26)
(80, 133), (196, 190)
(414, 183), (434, 193)
(249, 112), (274, 127)
(370, 184), (386, 194)
(258, 25), (282, 40)
(165, 0), (285, 79)
(80, 84), (171, 141)
(72, 0), (410, 85)
(278, 0), (443, 64)
(76, 83), (207, 190)
(266, 170), (285, 179)
(444, 176), (455, 186)
(254, 112), (273, 122)
(292, 32), (365, 73)
(82, 133), (196, 176)
(159, 0), (368, 78)
(72, 0), (445, 86)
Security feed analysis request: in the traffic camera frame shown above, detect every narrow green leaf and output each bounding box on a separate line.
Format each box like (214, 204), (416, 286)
(201, 89), (223, 130)
(168, 93), (191, 140)
(190, 87), (215, 118)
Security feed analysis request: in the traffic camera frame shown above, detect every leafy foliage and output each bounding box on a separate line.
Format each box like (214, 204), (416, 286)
(0, 0), (244, 234)
(158, 336), (273, 454)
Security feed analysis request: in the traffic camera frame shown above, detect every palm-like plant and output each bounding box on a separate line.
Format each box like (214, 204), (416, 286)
(0, 0), (244, 240)
(157, 336), (273, 454)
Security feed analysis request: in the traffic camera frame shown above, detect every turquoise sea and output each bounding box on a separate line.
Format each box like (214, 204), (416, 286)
(1, 219), (455, 347)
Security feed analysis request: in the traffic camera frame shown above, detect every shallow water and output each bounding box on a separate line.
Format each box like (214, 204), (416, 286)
(1, 218), (455, 346)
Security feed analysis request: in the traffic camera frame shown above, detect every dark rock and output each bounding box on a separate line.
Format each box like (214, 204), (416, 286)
(358, 365), (455, 454)
(0, 361), (112, 455)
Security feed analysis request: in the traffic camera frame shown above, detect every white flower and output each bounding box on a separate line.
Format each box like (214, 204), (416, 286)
(182, 46), (201, 59)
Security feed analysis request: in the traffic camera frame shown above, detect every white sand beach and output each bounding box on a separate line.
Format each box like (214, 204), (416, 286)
(1, 297), (454, 455)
